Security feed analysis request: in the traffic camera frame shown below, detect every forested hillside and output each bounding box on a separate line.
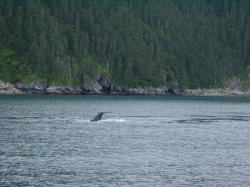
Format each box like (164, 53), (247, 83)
(0, 0), (249, 89)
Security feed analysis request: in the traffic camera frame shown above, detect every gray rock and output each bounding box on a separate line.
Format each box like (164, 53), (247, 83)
(15, 82), (46, 94)
(97, 75), (112, 93)
(227, 77), (242, 90)
(15, 82), (46, 90)
(91, 83), (103, 93)
(46, 86), (63, 94)
(0, 80), (24, 94)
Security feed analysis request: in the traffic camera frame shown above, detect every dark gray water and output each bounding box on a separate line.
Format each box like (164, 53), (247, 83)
(0, 95), (250, 187)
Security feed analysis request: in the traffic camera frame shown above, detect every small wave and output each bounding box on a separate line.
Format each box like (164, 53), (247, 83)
(1, 116), (43, 120)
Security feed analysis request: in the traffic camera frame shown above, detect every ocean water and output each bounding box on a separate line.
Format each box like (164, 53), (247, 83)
(0, 95), (250, 186)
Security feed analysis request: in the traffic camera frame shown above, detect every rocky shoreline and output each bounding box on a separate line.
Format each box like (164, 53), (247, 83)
(1, 79), (250, 97)
(12, 81), (179, 96)
(184, 88), (250, 97)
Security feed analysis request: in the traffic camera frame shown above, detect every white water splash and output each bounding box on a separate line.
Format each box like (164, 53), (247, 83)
(75, 119), (92, 123)
(101, 118), (125, 123)
(75, 118), (125, 123)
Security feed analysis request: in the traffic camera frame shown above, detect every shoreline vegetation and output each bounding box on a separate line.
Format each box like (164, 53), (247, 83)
(1, 1), (250, 92)
(1, 80), (250, 97)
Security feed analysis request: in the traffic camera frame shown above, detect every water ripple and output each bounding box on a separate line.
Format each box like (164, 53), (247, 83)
(1, 95), (250, 186)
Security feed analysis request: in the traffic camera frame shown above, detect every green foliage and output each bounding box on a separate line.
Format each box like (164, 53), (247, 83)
(0, 48), (20, 82)
(0, 0), (249, 88)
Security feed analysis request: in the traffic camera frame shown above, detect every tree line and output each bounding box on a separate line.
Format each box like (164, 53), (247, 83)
(0, 0), (249, 88)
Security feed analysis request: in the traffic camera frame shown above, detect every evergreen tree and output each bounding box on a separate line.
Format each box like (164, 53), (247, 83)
(0, 0), (249, 88)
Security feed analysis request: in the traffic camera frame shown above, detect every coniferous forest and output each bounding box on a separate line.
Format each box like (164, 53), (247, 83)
(0, 0), (249, 89)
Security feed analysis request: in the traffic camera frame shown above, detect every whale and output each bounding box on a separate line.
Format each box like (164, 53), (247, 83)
(90, 112), (111, 122)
